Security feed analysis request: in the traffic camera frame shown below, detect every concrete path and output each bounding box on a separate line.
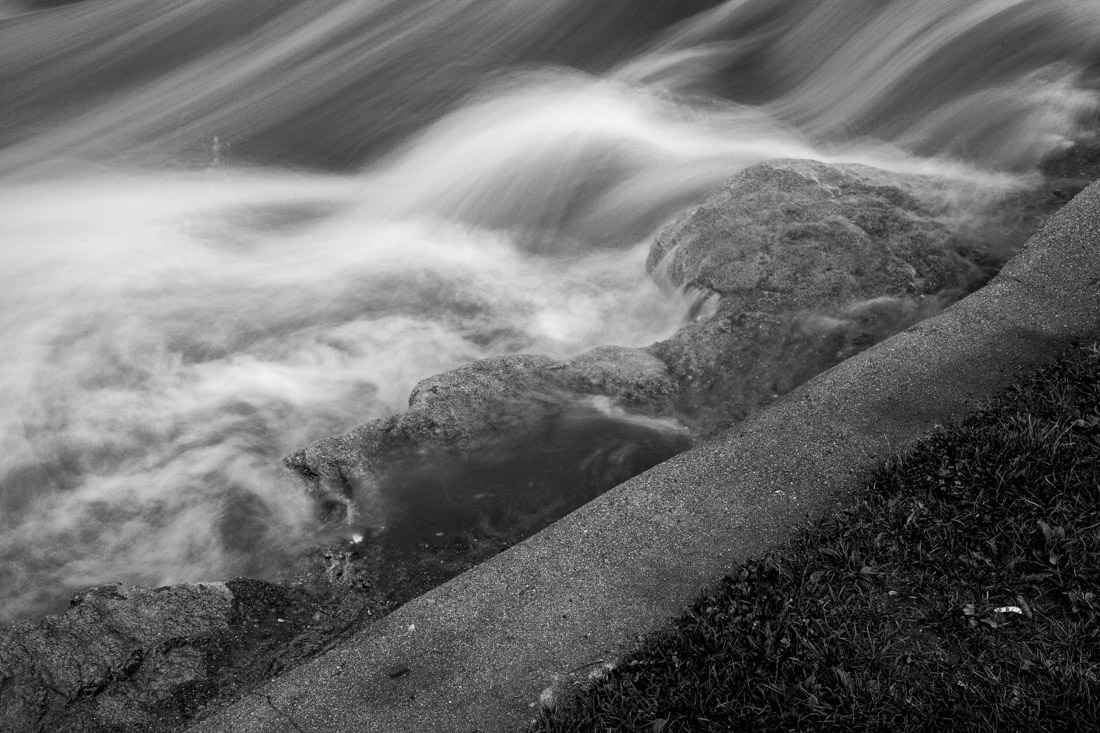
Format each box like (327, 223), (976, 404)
(191, 180), (1100, 733)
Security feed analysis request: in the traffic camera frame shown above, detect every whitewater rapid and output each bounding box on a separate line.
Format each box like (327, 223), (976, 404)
(0, 0), (1098, 622)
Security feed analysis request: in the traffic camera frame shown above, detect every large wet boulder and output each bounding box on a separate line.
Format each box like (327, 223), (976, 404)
(0, 579), (368, 733)
(284, 159), (1016, 528)
(644, 159), (1003, 433)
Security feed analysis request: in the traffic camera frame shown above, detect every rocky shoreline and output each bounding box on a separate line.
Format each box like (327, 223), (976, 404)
(3, 150), (1099, 732)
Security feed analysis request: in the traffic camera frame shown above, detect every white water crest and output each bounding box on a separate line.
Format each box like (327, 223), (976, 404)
(1, 0), (1098, 622)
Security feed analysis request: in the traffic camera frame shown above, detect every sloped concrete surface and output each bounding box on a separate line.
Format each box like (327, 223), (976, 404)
(190, 180), (1100, 733)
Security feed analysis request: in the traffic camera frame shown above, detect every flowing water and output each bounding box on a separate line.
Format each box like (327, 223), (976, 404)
(1, 0), (1098, 623)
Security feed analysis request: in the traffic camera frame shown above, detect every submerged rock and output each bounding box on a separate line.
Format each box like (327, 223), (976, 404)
(284, 344), (689, 534)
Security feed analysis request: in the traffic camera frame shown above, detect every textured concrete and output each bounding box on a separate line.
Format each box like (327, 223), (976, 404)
(190, 180), (1100, 733)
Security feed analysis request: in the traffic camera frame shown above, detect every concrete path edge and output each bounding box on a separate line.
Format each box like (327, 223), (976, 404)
(191, 179), (1100, 733)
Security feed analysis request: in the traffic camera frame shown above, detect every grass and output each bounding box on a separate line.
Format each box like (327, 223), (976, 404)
(535, 343), (1100, 732)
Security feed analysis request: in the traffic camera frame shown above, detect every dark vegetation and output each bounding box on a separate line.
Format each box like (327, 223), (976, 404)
(537, 343), (1100, 732)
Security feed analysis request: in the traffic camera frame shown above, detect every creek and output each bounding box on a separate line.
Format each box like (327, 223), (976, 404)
(1, 0), (1097, 623)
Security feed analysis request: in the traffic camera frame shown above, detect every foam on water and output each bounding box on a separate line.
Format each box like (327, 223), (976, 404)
(0, 167), (694, 619)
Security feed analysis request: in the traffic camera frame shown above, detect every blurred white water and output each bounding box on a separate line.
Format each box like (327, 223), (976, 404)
(0, 168), (695, 620)
(1, 0), (1098, 622)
